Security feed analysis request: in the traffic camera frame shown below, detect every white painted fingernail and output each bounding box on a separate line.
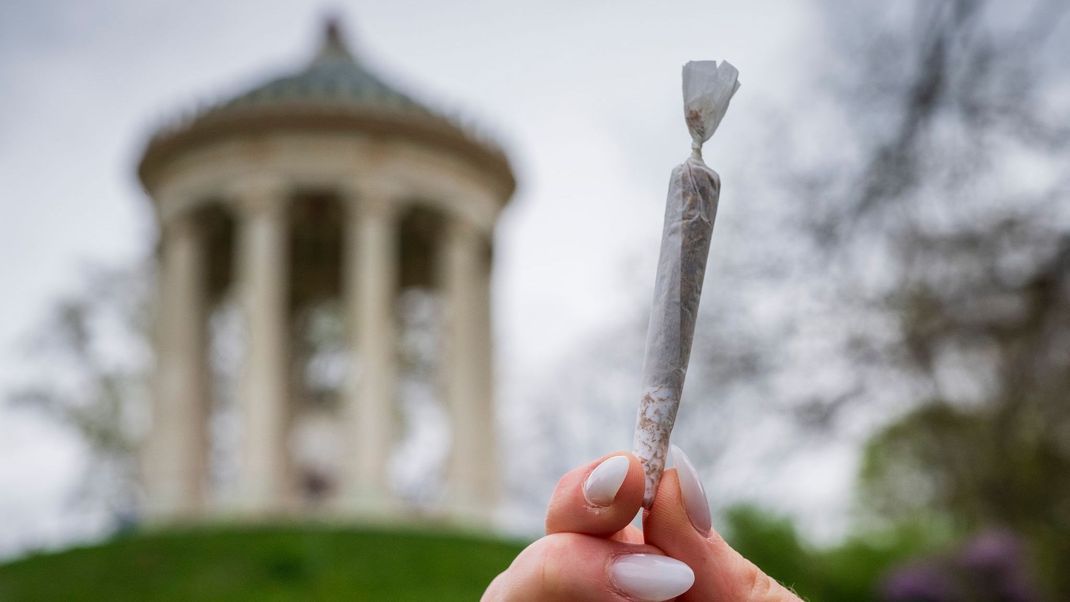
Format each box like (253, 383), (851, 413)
(583, 455), (630, 507)
(671, 444), (712, 535)
(610, 554), (695, 601)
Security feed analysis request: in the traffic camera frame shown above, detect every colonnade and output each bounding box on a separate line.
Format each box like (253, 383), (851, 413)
(143, 178), (497, 523)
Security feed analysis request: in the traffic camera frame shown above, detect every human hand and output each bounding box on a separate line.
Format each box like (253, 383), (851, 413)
(482, 446), (802, 601)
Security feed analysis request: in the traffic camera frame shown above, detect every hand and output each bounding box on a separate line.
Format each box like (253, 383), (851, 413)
(483, 446), (802, 601)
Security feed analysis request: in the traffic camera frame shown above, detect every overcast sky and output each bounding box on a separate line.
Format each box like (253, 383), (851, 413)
(0, 0), (832, 557)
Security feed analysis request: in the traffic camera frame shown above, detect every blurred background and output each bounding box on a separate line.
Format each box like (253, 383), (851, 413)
(1, 0), (1068, 600)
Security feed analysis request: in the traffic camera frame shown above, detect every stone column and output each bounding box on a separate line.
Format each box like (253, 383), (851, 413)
(339, 185), (399, 513)
(440, 216), (498, 522)
(235, 180), (292, 515)
(145, 210), (210, 520)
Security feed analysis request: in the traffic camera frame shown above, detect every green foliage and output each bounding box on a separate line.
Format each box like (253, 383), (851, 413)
(722, 506), (808, 588)
(0, 525), (525, 601)
(723, 504), (949, 602)
(858, 404), (989, 526)
(858, 396), (1070, 598)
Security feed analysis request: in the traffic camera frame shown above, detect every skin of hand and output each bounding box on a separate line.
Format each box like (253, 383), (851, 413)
(482, 450), (802, 602)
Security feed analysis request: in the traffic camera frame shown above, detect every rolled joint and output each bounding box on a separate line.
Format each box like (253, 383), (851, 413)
(634, 386), (681, 507)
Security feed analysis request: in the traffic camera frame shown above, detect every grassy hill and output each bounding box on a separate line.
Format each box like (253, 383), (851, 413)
(0, 525), (527, 601)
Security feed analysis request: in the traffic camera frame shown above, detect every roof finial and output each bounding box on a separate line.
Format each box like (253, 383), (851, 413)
(314, 15), (354, 63)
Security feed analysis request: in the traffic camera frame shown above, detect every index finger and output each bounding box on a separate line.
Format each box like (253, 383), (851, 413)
(644, 446), (802, 601)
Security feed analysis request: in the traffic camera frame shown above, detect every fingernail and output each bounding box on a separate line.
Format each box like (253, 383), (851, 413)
(583, 455), (630, 506)
(671, 444), (712, 535)
(610, 554), (695, 601)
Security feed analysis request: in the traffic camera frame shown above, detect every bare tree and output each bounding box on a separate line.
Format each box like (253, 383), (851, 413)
(7, 263), (154, 522)
(786, 0), (1070, 594)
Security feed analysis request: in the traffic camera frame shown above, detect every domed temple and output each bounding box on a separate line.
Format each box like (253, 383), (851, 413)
(138, 19), (515, 524)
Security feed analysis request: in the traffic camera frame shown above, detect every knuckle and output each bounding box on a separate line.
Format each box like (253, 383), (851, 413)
(742, 562), (773, 599)
(481, 572), (508, 601)
(523, 534), (574, 595)
(741, 561), (801, 602)
(501, 533), (618, 601)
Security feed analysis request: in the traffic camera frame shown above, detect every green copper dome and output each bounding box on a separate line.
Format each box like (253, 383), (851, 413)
(214, 19), (426, 115)
(138, 18), (515, 200)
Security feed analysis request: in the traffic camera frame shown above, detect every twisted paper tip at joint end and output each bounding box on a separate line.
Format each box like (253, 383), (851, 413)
(683, 60), (740, 159)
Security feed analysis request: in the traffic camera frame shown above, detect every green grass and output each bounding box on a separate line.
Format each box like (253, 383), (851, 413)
(0, 524), (528, 601)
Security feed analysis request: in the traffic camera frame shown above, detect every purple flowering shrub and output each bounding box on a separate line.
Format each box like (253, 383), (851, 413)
(880, 530), (1041, 602)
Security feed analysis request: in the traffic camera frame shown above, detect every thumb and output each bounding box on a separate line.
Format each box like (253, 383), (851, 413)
(545, 452), (645, 538)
